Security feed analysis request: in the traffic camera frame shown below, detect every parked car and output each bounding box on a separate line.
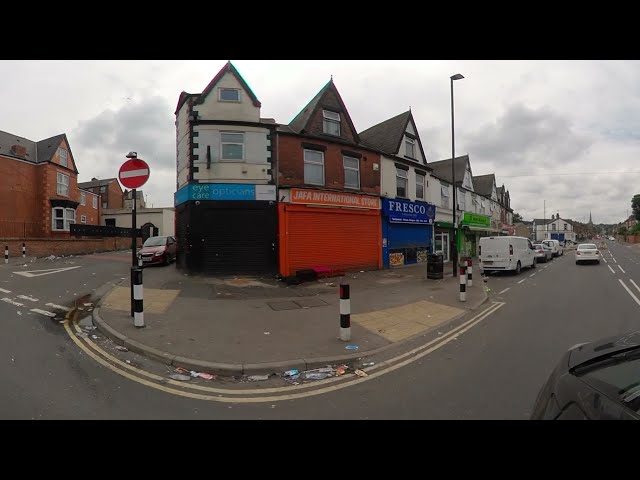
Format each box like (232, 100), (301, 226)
(530, 330), (640, 420)
(138, 235), (177, 266)
(575, 243), (600, 265)
(609, 236), (616, 241)
(532, 243), (553, 263)
(478, 236), (536, 274)
(543, 239), (563, 257)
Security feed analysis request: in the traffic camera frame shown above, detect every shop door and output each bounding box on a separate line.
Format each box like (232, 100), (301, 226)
(435, 233), (449, 262)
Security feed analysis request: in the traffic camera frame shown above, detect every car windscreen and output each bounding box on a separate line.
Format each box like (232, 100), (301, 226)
(577, 354), (640, 414)
(578, 244), (597, 250)
(143, 237), (167, 247)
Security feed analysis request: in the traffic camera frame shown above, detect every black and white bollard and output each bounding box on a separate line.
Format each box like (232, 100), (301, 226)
(137, 254), (143, 268)
(467, 258), (473, 287)
(459, 265), (467, 302)
(22, 243), (26, 259)
(339, 283), (351, 341)
(4, 246), (7, 264)
(133, 268), (145, 328)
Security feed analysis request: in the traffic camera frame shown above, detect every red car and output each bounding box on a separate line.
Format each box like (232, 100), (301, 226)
(138, 236), (177, 266)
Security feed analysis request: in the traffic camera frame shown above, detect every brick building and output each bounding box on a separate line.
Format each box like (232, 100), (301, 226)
(77, 177), (124, 209)
(0, 130), (101, 238)
(277, 79), (383, 277)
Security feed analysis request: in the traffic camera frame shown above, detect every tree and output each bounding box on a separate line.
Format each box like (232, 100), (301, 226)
(512, 212), (523, 223)
(632, 194), (640, 221)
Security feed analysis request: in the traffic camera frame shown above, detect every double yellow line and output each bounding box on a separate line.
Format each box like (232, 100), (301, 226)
(63, 301), (505, 403)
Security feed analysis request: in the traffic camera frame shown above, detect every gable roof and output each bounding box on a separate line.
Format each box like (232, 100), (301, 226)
(0, 130), (37, 162)
(358, 110), (429, 166)
(496, 185), (505, 195)
(472, 174), (496, 197)
(428, 155), (471, 186)
(198, 61), (261, 108)
(286, 79), (360, 142)
(359, 111), (410, 154)
(0, 130), (77, 172)
(78, 177), (118, 189)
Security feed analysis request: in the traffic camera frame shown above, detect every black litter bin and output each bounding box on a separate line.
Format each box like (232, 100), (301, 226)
(427, 253), (444, 279)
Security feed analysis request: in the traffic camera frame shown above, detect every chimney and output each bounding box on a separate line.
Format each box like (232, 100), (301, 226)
(91, 177), (98, 181)
(10, 145), (27, 158)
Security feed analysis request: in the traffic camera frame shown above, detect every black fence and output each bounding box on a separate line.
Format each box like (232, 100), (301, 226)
(70, 224), (142, 238)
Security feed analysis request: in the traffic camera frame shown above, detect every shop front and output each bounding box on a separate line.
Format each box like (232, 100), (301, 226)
(434, 221), (454, 262)
(382, 198), (436, 268)
(278, 188), (382, 277)
(459, 212), (495, 258)
(174, 183), (278, 275)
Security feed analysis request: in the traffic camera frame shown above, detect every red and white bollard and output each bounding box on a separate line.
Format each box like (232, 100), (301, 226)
(467, 258), (473, 287)
(459, 265), (467, 302)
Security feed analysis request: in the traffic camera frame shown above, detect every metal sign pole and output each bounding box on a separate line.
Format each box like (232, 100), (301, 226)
(131, 187), (137, 318)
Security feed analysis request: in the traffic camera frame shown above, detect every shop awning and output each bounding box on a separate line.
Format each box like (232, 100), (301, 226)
(435, 221), (454, 229)
(464, 225), (500, 233)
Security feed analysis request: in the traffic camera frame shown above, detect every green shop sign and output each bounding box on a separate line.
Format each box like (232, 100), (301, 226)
(462, 212), (490, 228)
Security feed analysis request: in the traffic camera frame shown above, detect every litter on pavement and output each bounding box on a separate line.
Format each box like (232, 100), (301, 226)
(345, 344), (359, 350)
(283, 369), (299, 377)
(354, 369), (368, 377)
(169, 374), (191, 381)
(115, 346), (129, 352)
(304, 372), (330, 380)
(247, 374), (270, 381)
(362, 362), (375, 367)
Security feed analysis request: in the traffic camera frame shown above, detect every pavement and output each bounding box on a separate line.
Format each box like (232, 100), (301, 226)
(92, 260), (487, 376)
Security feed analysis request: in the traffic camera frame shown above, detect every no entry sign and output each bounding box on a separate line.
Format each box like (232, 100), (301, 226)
(119, 158), (150, 189)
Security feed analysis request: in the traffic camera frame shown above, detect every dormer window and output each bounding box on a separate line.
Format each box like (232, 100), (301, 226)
(219, 88), (241, 102)
(322, 110), (341, 136)
(405, 137), (415, 159)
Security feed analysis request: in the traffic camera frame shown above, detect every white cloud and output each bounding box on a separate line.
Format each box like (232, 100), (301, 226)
(1, 60), (639, 222)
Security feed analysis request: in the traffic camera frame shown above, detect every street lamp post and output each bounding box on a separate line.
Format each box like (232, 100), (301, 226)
(450, 73), (464, 277)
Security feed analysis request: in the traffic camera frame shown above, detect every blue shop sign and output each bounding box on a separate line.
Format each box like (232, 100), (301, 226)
(382, 198), (436, 224)
(174, 183), (276, 206)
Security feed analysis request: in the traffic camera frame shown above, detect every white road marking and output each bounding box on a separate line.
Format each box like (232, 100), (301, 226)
(0, 288), (11, 293)
(529, 273), (536, 277)
(2, 297), (24, 307)
(45, 303), (70, 312)
(603, 257), (607, 263)
(13, 266), (82, 278)
(517, 279), (526, 284)
(17, 295), (38, 302)
(608, 265), (616, 274)
(618, 265), (626, 273)
(30, 309), (56, 318)
(630, 279), (640, 295)
(613, 257), (618, 263)
(498, 288), (510, 294)
(618, 279), (640, 308)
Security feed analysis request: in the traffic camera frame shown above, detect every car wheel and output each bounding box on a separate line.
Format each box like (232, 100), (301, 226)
(576, 260), (579, 265)
(515, 261), (521, 275)
(531, 258), (537, 268)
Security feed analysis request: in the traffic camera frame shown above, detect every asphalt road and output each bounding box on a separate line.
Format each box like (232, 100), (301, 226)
(1, 241), (638, 419)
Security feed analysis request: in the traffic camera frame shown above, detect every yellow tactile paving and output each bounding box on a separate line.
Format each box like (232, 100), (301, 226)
(101, 286), (180, 314)
(353, 300), (464, 342)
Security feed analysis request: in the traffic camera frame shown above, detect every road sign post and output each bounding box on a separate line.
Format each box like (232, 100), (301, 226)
(118, 152), (150, 318)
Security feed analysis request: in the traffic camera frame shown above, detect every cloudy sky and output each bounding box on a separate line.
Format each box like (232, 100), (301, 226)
(0, 60), (638, 223)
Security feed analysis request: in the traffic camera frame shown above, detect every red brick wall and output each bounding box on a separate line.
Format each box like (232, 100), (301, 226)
(107, 180), (123, 209)
(77, 191), (101, 226)
(0, 156), (42, 228)
(278, 134), (381, 194)
(0, 237), (141, 258)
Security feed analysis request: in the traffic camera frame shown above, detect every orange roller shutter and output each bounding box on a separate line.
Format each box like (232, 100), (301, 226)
(282, 204), (381, 276)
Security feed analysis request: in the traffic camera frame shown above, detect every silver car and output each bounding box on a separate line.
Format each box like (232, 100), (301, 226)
(533, 243), (553, 263)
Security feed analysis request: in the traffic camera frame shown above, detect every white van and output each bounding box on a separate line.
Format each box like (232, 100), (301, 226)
(479, 236), (536, 274)
(542, 239), (563, 257)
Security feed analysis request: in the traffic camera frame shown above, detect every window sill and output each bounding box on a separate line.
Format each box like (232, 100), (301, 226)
(218, 100), (241, 103)
(344, 186), (360, 190)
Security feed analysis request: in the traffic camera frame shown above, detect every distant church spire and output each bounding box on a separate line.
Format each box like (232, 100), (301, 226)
(589, 211), (593, 225)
